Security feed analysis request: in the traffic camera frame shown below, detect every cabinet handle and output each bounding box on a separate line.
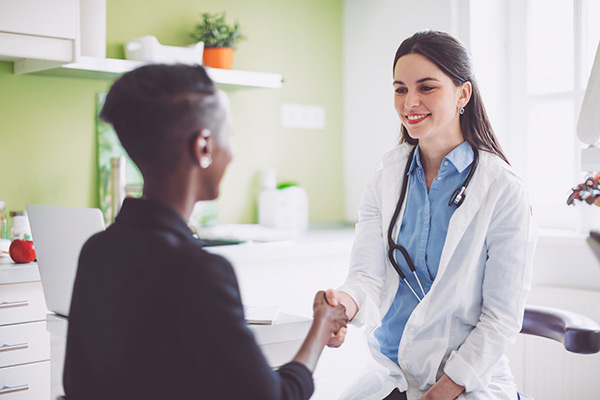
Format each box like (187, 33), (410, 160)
(0, 343), (28, 352)
(0, 300), (29, 309)
(0, 385), (29, 395)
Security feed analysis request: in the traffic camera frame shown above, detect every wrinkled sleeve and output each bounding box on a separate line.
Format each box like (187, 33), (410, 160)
(444, 178), (536, 392)
(338, 167), (390, 327)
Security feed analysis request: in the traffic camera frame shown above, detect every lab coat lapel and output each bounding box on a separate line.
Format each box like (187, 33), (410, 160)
(436, 152), (500, 279)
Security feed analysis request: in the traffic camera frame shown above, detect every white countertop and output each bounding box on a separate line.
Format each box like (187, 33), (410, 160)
(0, 258), (41, 285)
(533, 230), (600, 291)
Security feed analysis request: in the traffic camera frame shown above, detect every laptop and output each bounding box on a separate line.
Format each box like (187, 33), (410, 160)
(27, 205), (105, 318)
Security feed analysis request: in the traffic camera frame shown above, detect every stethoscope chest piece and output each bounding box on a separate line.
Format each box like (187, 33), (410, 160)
(449, 186), (467, 207)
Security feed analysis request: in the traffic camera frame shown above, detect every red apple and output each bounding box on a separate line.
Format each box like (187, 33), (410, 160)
(9, 239), (36, 264)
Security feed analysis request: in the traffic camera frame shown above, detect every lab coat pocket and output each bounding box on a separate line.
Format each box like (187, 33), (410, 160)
(400, 311), (452, 387)
(403, 336), (448, 387)
(338, 360), (398, 400)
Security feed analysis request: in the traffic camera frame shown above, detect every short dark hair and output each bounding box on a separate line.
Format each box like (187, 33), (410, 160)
(393, 30), (509, 164)
(100, 64), (223, 178)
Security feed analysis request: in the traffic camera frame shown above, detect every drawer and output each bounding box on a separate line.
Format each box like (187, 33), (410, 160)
(0, 321), (50, 368)
(0, 282), (48, 326)
(0, 361), (50, 400)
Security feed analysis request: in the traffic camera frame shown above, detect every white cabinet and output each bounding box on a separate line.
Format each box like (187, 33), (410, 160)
(0, 0), (78, 63)
(0, 263), (50, 400)
(0, 0), (77, 39)
(0, 0), (282, 88)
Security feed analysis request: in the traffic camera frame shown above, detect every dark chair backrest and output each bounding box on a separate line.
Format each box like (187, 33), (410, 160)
(520, 305), (600, 354)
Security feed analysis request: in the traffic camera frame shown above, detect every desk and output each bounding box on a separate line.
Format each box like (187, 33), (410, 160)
(46, 312), (312, 398)
(39, 226), (364, 399)
(205, 227), (369, 400)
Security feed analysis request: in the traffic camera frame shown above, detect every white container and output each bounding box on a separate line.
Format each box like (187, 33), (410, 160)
(10, 211), (31, 240)
(259, 186), (309, 231)
(124, 35), (204, 64)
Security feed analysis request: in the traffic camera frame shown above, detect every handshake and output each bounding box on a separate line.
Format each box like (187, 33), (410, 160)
(312, 289), (357, 348)
(292, 289), (357, 372)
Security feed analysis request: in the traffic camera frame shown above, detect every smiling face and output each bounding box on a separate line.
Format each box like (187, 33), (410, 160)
(393, 53), (471, 148)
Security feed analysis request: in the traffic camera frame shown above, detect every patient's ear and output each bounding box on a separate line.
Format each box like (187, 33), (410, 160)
(192, 129), (213, 169)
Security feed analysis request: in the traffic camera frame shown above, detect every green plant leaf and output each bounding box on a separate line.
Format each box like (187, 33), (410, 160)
(190, 11), (246, 49)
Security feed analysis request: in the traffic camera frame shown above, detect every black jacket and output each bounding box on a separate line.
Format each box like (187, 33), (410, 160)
(63, 197), (313, 399)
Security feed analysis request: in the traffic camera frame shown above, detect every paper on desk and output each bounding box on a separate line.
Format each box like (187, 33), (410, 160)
(244, 305), (280, 325)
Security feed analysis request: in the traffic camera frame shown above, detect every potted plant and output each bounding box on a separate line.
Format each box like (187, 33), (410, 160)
(190, 12), (246, 70)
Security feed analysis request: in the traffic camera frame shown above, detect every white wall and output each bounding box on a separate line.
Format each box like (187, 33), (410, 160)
(468, 0), (510, 154)
(342, 0), (470, 221)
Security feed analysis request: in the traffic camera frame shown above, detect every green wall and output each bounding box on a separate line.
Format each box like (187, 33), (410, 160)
(0, 0), (343, 226)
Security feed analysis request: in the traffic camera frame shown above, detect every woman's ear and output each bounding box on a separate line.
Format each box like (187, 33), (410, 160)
(458, 81), (473, 109)
(192, 129), (213, 169)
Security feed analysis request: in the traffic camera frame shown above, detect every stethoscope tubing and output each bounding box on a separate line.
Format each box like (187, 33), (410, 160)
(387, 144), (479, 302)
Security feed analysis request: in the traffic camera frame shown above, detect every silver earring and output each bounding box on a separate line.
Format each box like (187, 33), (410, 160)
(200, 156), (212, 169)
(201, 128), (211, 138)
(460, 107), (465, 115)
(198, 138), (207, 148)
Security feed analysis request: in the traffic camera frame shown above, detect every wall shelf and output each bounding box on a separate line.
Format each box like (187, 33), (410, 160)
(13, 56), (283, 89)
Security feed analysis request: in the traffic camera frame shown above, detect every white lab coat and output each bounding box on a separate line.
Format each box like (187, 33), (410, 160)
(339, 143), (537, 400)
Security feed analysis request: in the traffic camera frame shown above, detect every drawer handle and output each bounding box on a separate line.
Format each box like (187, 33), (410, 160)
(0, 385), (29, 395)
(0, 300), (29, 309)
(0, 343), (28, 352)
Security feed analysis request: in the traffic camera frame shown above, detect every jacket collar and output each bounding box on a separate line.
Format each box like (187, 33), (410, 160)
(114, 197), (195, 240)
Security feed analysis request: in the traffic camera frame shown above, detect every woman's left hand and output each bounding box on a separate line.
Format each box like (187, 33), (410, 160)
(418, 374), (464, 400)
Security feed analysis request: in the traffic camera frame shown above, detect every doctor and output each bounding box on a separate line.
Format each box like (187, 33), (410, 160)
(325, 31), (536, 399)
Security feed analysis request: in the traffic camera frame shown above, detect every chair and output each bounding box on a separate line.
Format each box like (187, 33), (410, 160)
(517, 305), (600, 400)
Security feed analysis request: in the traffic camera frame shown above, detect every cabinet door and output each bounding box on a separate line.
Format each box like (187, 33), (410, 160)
(0, 0), (78, 39)
(0, 361), (50, 400)
(0, 321), (50, 368)
(0, 282), (48, 326)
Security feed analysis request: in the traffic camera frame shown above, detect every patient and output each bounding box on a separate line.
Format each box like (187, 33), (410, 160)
(63, 64), (347, 400)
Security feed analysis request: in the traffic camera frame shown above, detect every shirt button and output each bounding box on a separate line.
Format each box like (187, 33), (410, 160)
(444, 161), (449, 166)
(437, 176), (442, 181)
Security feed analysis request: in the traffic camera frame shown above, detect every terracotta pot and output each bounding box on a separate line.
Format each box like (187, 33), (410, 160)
(203, 47), (235, 69)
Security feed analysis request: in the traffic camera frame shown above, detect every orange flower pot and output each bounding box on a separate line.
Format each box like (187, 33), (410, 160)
(203, 47), (235, 69)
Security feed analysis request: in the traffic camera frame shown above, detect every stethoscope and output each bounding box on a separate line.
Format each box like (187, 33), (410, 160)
(387, 145), (479, 302)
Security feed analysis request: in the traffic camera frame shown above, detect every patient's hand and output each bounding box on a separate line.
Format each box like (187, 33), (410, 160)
(291, 292), (349, 372)
(323, 289), (356, 347)
(313, 291), (348, 343)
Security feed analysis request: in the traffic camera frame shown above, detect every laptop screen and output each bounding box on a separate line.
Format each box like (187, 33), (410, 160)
(27, 205), (105, 318)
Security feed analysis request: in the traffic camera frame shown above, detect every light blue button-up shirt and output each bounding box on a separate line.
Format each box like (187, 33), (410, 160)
(374, 141), (474, 364)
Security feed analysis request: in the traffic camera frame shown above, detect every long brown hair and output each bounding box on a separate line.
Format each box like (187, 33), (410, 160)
(393, 30), (509, 164)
